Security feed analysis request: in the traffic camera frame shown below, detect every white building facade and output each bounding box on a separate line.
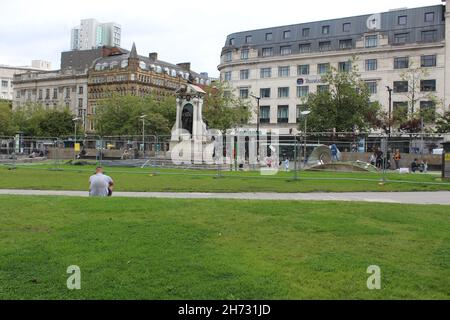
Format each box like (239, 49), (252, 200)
(12, 70), (88, 129)
(71, 19), (121, 51)
(218, 2), (450, 135)
(1, 61), (52, 101)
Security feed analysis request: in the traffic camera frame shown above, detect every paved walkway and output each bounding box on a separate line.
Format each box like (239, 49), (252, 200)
(0, 189), (449, 205)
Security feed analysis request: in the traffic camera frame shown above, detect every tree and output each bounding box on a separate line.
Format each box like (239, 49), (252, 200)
(396, 64), (440, 132)
(302, 59), (381, 133)
(203, 82), (251, 134)
(0, 101), (15, 136)
(94, 94), (176, 136)
(9, 103), (76, 137)
(435, 112), (450, 133)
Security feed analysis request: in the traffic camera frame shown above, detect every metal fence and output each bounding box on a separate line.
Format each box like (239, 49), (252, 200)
(1, 132), (449, 185)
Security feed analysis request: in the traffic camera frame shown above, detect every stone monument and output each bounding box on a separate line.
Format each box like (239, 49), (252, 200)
(170, 84), (214, 164)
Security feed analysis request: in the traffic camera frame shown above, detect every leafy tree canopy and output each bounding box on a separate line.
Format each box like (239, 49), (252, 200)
(94, 94), (176, 136)
(301, 60), (381, 133)
(203, 82), (251, 134)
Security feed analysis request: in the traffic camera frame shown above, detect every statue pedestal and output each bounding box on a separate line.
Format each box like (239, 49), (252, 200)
(168, 84), (214, 164)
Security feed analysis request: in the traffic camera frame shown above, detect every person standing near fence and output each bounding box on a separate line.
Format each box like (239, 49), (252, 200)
(393, 150), (401, 170)
(89, 167), (114, 197)
(330, 144), (338, 162)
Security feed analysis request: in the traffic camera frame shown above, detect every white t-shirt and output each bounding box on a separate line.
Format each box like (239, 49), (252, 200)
(89, 173), (113, 197)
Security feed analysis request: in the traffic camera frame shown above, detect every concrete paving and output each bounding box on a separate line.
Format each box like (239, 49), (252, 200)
(0, 189), (449, 205)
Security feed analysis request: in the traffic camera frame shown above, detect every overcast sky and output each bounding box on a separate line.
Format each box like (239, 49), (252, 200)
(0, 0), (443, 77)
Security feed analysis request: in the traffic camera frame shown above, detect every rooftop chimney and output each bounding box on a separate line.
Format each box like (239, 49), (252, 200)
(177, 62), (191, 71)
(149, 52), (158, 61)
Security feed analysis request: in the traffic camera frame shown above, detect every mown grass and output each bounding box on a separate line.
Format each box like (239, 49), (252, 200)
(0, 164), (449, 193)
(0, 196), (449, 299)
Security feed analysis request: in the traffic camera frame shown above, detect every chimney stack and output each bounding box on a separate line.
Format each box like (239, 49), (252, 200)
(149, 52), (158, 61)
(177, 62), (191, 71)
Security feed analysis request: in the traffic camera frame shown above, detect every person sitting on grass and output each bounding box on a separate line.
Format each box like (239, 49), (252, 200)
(411, 159), (420, 173)
(89, 166), (114, 197)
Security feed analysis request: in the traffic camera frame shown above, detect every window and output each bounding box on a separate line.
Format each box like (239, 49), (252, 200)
(420, 80), (436, 92)
(299, 43), (311, 53)
(298, 65), (310, 75)
(297, 105), (308, 120)
(365, 35), (378, 48)
(394, 33), (408, 44)
(393, 81), (409, 93)
(394, 57), (409, 69)
(322, 25), (330, 35)
(339, 39), (353, 49)
(421, 55), (437, 67)
(319, 41), (331, 52)
(398, 15), (407, 25)
(420, 101), (436, 122)
(78, 86), (83, 94)
(317, 85), (329, 93)
(425, 12), (435, 22)
(338, 61), (351, 72)
(365, 59), (378, 71)
(45, 89), (50, 99)
(283, 30), (291, 39)
(318, 63), (330, 74)
(278, 87), (290, 98)
(297, 86), (309, 97)
(265, 33), (273, 41)
(302, 28), (310, 37)
(280, 46), (292, 55)
(245, 35), (252, 44)
(277, 105), (289, 123)
(262, 47), (273, 57)
(260, 88), (271, 99)
(343, 23), (351, 32)
(38, 89), (43, 100)
(260, 68), (272, 78)
(422, 30), (437, 42)
(240, 69), (250, 80)
(241, 49), (249, 60)
(224, 51), (232, 62)
(53, 88), (58, 99)
(278, 66), (290, 77)
(229, 38), (235, 46)
(239, 88), (249, 99)
(78, 98), (83, 108)
(16, 91), (20, 98)
(365, 81), (377, 94)
(223, 71), (232, 81)
(393, 102), (408, 120)
(260, 106), (270, 123)
(1, 80), (7, 88)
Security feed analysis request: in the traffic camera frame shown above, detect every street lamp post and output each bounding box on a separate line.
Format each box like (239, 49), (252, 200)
(300, 111), (311, 166)
(386, 86), (393, 139)
(140, 115), (147, 159)
(250, 94), (261, 160)
(72, 117), (81, 160)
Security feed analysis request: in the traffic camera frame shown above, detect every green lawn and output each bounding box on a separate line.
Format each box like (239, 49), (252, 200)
(0, 196), (449, 299)
(1, 164), (450, 193)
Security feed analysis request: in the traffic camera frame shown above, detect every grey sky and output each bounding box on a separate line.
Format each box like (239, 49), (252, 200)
(0, 0), (443, 77)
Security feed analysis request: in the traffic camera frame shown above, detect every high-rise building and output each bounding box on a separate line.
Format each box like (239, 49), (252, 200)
(71, 19), (121, 50)
(219, 2), (450, 134)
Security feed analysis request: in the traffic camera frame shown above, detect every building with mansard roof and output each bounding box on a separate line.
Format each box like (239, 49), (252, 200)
(87, 43), (210, 132)
(218, 1), (450, 135)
